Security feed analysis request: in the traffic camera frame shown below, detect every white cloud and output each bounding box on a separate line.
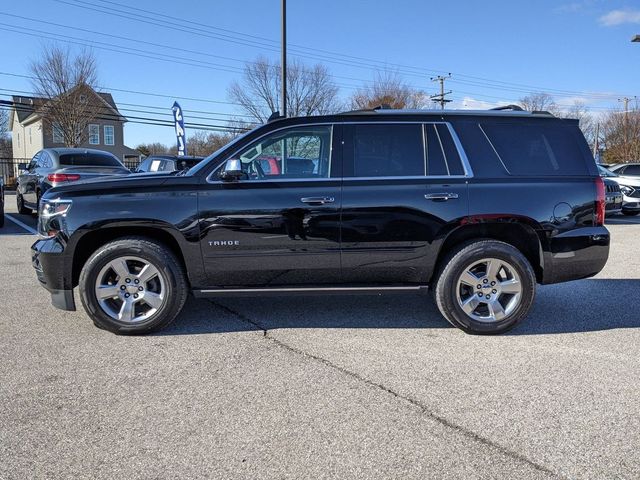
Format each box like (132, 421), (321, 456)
(599, 9), (640, 26)
(452, 97), (512, 111)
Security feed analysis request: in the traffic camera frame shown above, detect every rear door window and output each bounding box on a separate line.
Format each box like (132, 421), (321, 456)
(345, 124), (424, 177)
(480, 122), (589, 176)
(424, 124), (465, 176)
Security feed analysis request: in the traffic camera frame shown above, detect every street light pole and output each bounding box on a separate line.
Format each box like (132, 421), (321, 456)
(281, 0), (287, 118)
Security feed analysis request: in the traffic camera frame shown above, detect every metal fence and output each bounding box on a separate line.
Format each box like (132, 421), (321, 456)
(0, 157), (142, 187)
(0, 158), (30, 188)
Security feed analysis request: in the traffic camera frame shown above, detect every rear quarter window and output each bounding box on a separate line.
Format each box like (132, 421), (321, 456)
(480, 122), (590, 176)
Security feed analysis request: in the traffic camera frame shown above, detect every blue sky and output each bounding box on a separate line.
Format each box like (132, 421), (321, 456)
(1, 0), (639, 148)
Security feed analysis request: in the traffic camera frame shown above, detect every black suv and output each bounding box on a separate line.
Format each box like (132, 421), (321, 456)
(31, 108), (610, 335)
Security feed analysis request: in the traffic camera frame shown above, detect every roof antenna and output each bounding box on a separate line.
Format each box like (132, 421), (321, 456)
(268, 111), (283, 122)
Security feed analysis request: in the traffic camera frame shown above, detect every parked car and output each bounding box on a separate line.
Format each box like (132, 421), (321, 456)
(596, 166), (623, 216)
(32, 108), (610, 335)
(134, 155), (204, 174)
(608, 163), (640, 177)
(16, 148), (131, 215)
(0, 175), (4, 228)
(598, 165), (640, 216)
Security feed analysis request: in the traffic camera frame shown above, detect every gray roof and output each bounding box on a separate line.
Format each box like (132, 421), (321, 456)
(11, 90), (125, 125)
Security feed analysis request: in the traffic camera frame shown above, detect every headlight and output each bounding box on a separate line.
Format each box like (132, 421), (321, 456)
(38, 199), (72, 237)
(619, 185), (635, 196)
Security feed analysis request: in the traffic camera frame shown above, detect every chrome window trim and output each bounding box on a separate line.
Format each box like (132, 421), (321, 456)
(421, 124), (427, 176)
(206, 123), (334, 184)
(205, 120), (474, 185)
(433, 124), (451, 176)
(445, 123), (474, 177)
(342, 175), (468, 181)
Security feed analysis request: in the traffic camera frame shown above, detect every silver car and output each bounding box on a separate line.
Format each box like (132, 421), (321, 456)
(599, 165), (640, 216)
(16, 148), (131, 215)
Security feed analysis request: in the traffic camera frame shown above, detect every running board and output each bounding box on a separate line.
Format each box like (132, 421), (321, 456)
(192, 285), (429, 298)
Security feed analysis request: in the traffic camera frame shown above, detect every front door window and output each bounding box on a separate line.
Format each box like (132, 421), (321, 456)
(232, 126), (332, 180)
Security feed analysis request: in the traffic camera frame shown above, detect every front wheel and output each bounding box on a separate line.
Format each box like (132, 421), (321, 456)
(433, 240), (536, 334)
(79, 237), (188, 334)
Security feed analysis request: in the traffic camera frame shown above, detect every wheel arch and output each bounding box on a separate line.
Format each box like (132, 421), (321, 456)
(431, 218), (545, 284)
(70, 224), (189, 288)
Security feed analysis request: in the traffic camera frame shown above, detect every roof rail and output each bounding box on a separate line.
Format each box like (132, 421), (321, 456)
(490, 104), (524, 111)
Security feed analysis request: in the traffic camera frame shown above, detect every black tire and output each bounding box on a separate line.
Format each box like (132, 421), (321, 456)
(79, 236), (188, 334)
(433, 240), (536, 335)
(622, 210), (640, 216)
(16, 191), (31, 214)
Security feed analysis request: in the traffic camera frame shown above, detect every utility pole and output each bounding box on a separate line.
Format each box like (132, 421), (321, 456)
(430, 74), (452, 110)
(593, 122), (600, 159)
(618, 96), (633, 162)
(281, 0), (287, 118)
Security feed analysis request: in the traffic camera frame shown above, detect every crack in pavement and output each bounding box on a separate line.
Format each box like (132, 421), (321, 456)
(209, 299), (562, 479)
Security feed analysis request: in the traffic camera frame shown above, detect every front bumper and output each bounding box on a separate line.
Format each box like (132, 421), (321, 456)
(31, 236), (76, 311)
(622, 196), (640, 212)
(541, 226), (610, 285)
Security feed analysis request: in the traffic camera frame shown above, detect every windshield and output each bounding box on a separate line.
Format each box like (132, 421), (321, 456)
(186, 129), (254, 176)
(597, 165), (617, 177)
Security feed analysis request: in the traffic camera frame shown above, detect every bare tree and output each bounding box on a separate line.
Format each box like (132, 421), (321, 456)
(29, 46), (101, 147)
(519, 92), (561, 115)
(562, 100), (596, 146)
(600, 100), (640, 164)
(0, 108), (10, 157)
(135, 142), (170, 157)
(350, 70), (428, 110)
(228, 56), (341, 123)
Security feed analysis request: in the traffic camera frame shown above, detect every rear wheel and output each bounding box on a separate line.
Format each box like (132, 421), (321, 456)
(16, 191), (31, 214)
(434, 240), (536, 334)
(79, 237), (188, 334)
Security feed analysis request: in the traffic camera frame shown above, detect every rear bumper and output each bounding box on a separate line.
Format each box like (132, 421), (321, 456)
(541, 226), (610, 285)
(31, 236), (76, 311)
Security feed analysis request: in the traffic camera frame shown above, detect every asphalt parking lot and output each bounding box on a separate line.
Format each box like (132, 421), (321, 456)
(1, 191), (639, 479)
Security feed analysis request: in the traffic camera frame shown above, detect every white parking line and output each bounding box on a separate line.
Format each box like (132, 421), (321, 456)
(4, 214), (38, 235)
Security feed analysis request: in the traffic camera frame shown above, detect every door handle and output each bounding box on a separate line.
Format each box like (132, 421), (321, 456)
(425, 193), (459, 201)
(301, 196), (335, 205)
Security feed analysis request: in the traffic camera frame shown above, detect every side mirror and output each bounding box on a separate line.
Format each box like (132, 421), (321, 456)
(18, 163), (28, 173)
(220, 159), (244, 181)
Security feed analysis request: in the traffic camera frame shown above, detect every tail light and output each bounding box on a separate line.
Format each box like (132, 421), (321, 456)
(48, 173), (81, 183)
(595, 177), (605, 226)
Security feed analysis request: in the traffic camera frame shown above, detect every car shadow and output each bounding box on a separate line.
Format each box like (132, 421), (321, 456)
(158, 279), (640, 337)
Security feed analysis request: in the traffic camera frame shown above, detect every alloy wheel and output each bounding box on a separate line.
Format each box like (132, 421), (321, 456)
(455, 257), (522, 323)
(94, 256), (166, 323)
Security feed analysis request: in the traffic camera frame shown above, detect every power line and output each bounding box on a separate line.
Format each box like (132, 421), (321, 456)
(59, 0), (637, 101)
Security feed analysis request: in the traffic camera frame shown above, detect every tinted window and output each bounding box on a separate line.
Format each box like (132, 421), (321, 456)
(347, 124), (424, 177)
(481, 123), (589, 176)
(234, 126), (332, 180)
(40, 152), (52, 168)
(420, 124), (466, 176)
(623, 165), (640, 175)
(436, 125), (465, 175)
(424, 124), (447, 175)
(137, 158), (152, 172)
(59, 152), (123, 167)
